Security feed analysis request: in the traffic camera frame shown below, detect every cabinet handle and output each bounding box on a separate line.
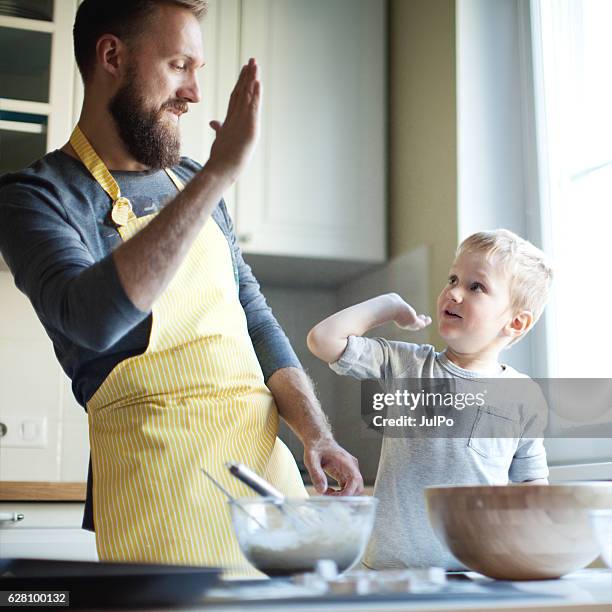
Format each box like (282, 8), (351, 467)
(0, 512), (25, 523)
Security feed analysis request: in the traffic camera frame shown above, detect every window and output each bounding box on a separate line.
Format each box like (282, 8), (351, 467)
(530, 0), (612, 468)
(532, 0), (611, 378)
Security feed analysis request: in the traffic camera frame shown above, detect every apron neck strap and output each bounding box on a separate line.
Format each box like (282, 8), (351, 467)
(70, 125), (121, 202)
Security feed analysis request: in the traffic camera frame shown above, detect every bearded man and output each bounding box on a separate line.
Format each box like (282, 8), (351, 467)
(0, 0), (362, 570)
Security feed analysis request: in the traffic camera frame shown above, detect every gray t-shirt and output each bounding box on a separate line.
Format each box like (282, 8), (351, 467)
(330, 336), (549, 570)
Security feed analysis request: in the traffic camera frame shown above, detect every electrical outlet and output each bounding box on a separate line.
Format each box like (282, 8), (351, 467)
(0, 416), (48, 448)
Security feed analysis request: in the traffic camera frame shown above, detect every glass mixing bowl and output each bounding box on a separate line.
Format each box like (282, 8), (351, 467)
(229, 496), (378, 576)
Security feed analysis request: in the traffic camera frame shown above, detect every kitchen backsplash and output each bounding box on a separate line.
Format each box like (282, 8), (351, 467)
(0, 272), (90, 482)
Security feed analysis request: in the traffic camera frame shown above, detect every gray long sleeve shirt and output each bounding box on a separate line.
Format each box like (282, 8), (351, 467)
(0, 150), (301, 529)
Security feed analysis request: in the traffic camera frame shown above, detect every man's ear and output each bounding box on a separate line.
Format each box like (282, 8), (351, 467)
(95, 34), (126, 79)
(504, 310), (534, 342)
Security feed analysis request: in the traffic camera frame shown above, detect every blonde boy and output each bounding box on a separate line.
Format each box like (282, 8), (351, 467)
(307, 229), (553, 570)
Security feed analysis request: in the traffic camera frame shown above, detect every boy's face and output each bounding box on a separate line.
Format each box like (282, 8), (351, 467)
(437, 251), (515, 354)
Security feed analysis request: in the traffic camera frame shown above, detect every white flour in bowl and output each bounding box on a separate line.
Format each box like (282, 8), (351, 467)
(241, 502), (370, 575)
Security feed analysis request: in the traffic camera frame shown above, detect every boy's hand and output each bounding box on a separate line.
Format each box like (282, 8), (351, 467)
(390, 294), (432, 330)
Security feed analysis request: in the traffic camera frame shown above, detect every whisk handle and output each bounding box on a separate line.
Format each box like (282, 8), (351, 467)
(226, 462), (285, 501)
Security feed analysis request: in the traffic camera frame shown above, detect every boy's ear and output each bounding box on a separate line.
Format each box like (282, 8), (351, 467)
(504, 310), (534, 341)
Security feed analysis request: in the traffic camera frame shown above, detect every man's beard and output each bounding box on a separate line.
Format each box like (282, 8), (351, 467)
(108, 73), (185, 169)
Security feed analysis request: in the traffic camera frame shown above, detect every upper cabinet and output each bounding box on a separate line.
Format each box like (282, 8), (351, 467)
(237, 0), (386, 262)
(0, 0), (78, 174)
(181, 0), (387, 263)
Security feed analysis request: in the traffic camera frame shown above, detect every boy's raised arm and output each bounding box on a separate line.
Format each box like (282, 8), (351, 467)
(306, 293), (431, 364)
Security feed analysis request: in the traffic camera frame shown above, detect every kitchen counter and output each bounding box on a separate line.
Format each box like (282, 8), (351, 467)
(190, 569), (612, 612)
(2, 563), (610, 610)
(0, 482), (86, 501)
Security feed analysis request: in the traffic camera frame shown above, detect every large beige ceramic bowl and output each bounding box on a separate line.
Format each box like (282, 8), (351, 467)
(425, 483), (612, 580)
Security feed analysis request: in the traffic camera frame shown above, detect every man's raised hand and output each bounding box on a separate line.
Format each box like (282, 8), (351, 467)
(207, 58), (261, 183)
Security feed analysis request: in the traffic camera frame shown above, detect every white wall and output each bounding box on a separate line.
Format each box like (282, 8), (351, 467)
(0, 272), (90, 482)
(457, 0), (528, 239)
(456, 0), (536, 375)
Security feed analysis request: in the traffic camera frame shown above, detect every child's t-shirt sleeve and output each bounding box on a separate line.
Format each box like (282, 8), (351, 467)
(329, 336), (388, 380)
(509, 385), (550, 482)
(329, 336), (429, 381)
(508, 438), (549, 482)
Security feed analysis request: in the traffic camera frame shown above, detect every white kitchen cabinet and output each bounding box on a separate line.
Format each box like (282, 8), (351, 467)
(0, 0), (78, 169)
(238, 0), (386, 261)
(0, 502), (97, 561)
(0, 0), (79, 272)
(183, 0), (387, 262)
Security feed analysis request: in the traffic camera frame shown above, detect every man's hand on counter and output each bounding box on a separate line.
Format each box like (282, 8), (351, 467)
(303, 436), (363, 496)
(266, 367), (364, 496)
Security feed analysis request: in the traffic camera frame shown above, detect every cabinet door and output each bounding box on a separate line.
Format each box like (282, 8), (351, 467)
(234, 0), (386, 261)
(0, 528), (98, 561)
(0, 0), (78, 174)
(0, 503), (97, 561)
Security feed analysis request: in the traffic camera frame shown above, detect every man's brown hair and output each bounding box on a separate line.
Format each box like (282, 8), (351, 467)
(73, 0), (207, 83)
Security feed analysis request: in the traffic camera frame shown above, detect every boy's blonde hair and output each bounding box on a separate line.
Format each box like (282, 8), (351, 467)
(456, 229), (553, 345)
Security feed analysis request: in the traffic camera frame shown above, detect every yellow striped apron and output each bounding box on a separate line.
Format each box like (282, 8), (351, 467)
(70, 127), (307, 571)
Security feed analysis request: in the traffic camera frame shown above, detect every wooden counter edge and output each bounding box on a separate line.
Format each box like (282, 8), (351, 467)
(0, 481), (87, 501)
(1, 482), (373, 502)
